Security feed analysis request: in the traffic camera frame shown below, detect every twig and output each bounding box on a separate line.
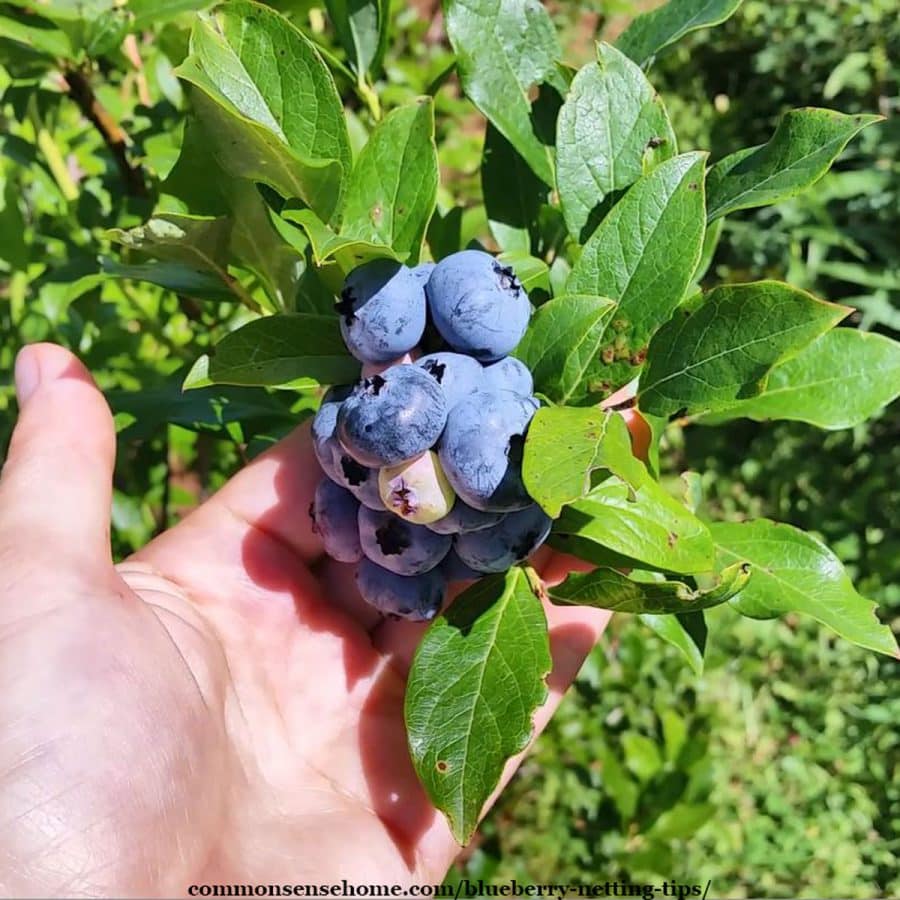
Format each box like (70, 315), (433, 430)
(62, 65), (148, 197)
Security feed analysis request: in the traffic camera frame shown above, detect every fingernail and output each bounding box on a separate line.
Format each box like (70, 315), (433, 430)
(14, 347), (41, 407)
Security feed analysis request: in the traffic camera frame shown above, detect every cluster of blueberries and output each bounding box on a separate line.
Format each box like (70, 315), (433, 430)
(310, 250), (551, 621)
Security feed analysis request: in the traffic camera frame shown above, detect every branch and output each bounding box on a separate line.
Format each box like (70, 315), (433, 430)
(62, 65), (148, 197)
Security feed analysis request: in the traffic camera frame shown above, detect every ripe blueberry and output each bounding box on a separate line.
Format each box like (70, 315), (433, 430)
(426, 500), (505, 535)
(416, 351), (483, 410)
(440, 548), (484, 584)
(426, 250), (531, 361)
(356, 558), (446, 621)
(454, 504), (552, 573)
(337, 364), (447, 467)
(334, 453), (384, 510)
(438, 389), (539, 511)
(337, 259), (426, 364)
(358, 506), (452, 575)
(310, 478), (362, 563)
(483, 356), (534, 396)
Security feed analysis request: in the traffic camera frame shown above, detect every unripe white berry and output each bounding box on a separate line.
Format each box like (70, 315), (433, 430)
(378, 451), (456, 525)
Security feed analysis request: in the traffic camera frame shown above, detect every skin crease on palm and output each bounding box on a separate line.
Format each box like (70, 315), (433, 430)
(0, 343), (644, 899)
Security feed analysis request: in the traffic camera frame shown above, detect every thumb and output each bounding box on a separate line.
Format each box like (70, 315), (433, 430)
(0, 344), (116, 568)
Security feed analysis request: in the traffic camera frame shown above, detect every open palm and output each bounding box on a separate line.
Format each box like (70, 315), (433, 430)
(0, 344), (609, 898)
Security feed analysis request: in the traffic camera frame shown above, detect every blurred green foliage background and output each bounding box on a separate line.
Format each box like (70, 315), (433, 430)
(1, 0), (897, 896)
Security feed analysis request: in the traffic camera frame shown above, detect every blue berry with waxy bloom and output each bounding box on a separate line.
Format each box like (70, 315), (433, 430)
(358, 506), (452, 576)
(416, 351), (483, 410)
(411, 261), (436, 284)
(311, 386), (354, 483)
(337, 259), (426, 364)
(438, 390), (539, 512)
(356, 558), (446, 621)
(454, 504), (552, 574)
(440, 548), (484, 584)
(334, 453), (384, 510)
(337, 364), (448, 467)
(426, 250), (531, 361)
(483, 356), (534, 396)
(426, 499), (505, 535)
(309, 478), (362, 563)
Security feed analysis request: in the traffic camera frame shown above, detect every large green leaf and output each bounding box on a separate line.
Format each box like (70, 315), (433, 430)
(616, 0), (744, 67)
(553, 476), (714, 575)
(523, 407), (644, 517)
(481, 123), (548, 254)
(405, 568), (552, 845)
(340, 98), (438, 263)
(325, 0), (388, 77)
(184, 314), (360, 388)
(700, 328), (900, 430)
(638, 281), (850, 417)
(514, 294), (617, 404)
(162, 118), (304, 311)
(176, 2), (351, 222)
(712, 520), (899, 658)
(444, 0), (560, 185)
(706, 108), (880, 222)
(556, 42), (676, 241)
(565, 152), (707, 396)
(548, 562), (750, 613)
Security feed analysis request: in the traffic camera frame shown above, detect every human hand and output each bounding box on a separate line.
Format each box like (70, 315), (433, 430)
(0, 343), (611, 897)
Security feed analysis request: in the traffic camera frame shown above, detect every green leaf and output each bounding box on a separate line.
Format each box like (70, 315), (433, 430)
(621, 732), (662, 783)
(405, 568), (552, 845)
(0, 12), (73, 58)
(109, 214), (231, 268)
(161, 118), (304, 311)
(108, 214), (260, 311)
(185, 313), (360, 388)
(548, 562), (749, 613)
(641, 613), (706, 675)
(444, 0), (560, 185)
(553, 476), (714, 575)
(281, 207), (401, 289)
(129, 0), (213, 30)
(226, 182), (305, 312)
(556, 42), (676, 241)
(712, 520), (899, 658)
(638, 281), (850, 418)
(108, 376), (295, 442)
(514, 294), (617, 404)
(340, 98), (438, 263)
(523, 407), (644, 517)
(481, 123), (548, 254)
(649, 802), (715, 840)
(325, 0), (388, 77)
(599, 749), (639, 820)
(176, 2), (351, 222)
(616, 0), (744, 67)
(99, 258), (238, 302)
(700, 328), (900, 430)
(566, 152), (707, 395)
(706, 108), (880, 222)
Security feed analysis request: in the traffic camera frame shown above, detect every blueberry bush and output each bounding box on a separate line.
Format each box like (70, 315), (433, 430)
(1, 0), (898, 861)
